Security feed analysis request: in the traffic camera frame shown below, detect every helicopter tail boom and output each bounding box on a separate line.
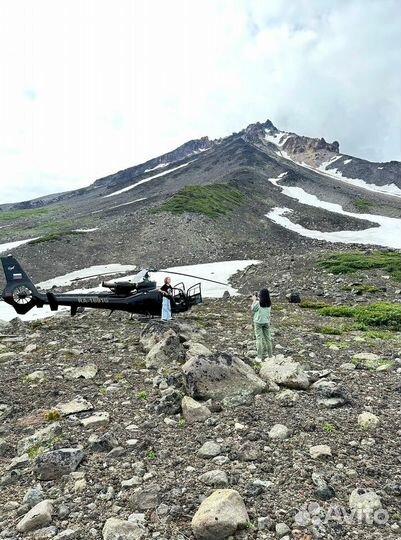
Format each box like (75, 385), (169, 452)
(1, 255), (45, 314)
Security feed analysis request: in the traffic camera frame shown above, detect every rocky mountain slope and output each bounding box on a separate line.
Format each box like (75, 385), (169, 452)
(0, 250), (401, 539)
(0, 118), (400, 286)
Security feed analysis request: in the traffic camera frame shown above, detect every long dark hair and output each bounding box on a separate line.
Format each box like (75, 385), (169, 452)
(259, 288), (271, 308)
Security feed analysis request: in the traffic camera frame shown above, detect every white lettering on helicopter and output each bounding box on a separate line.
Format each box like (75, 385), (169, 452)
(77, 297), (109, 304)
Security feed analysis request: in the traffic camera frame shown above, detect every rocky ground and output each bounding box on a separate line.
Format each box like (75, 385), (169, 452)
(0, 251), (401, 540)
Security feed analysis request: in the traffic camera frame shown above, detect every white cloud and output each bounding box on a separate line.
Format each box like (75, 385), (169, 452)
(0, 0), (400, 203)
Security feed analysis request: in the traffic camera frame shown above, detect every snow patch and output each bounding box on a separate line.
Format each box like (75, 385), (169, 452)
(103, 161), (195, 199)
(265, 130), (292, 147)
(265, 174), (401, 249)
(0, 238), (40, 254)
(91, 198), (147, 214)
(277, 149), (401, 199)
(73, 228), (99, 233)
(144, 163), (169, 173)
(343, 159), (352, 165)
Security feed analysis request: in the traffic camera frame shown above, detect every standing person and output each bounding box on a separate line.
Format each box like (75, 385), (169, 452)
(159, 276), (173, 321)
(251, 288), (273, 361)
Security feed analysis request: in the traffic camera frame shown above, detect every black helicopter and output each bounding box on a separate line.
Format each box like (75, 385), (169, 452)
(1, 255), (226, 318)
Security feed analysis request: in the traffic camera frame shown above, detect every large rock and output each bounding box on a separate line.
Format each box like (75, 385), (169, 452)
(55, 396), (94, 416)
(63, 363), (98, 379)
(310, 445), (332, 459)
(145, 333), (184, 369)
(358, 412), (379, 430)
(35, 448), (84, 481)
(155, 388), (182, 415)
(140, 320), (182, 352)
(191, 489), (249, 540)
(16, 500), (53, 533)
(259, 355), (310, 390)
(185, 342), (212, 360)
(103, 517), (145, 540)
(349, 488), (382, 522)
(199, 470), (229, 488)
(17, 423), (62, 456)
(182, 396), (211, 423)
(313, 380), (351, 408)
(268, 424), (290, 440)
(182, 351), (266, 407)
(130, 484), (160, 510)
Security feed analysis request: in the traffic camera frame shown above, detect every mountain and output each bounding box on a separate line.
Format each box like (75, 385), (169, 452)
(0, 118), (400, 283)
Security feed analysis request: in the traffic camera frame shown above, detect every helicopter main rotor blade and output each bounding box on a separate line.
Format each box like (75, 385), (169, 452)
(154, 269), (229, 287)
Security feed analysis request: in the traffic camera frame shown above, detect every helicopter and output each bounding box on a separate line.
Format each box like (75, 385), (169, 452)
(1, 255), (228, 319)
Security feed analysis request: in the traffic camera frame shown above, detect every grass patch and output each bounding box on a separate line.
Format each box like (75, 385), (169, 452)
(341, 284), (381, 293)
(29, 231), (85, 245)
(299, 300), (329, 309)
(45, 411), (61, 422)
(0, 207), (56, 223)
(353, 199), (374, 210)
(352, 356), (394, 371)
(319, 251), (401, 281)
(319, 302), (401, 330)
(153, 184), (245, 218)
(325, 341), (349, 349)
(367, 331), (397, 340)
(315, 325), (343, 335)
(323, 423), (336, 433)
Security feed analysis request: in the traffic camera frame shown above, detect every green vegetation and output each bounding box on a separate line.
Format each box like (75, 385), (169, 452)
(45, 410), (61, 422)
(352, 356), (394, 371)
(299, 300), (329, 309)
(315, 325), (343, 335)
(27, 435), (64, 459)
(353, 199), (374, 210)
(28, 231), (85, 245)
(319, 302), (401, 330)
(367, 331), (397, 340)
(341, 284), (381, 293)
(323, 423), (336, 433)
(137, 390), (147, 400)
(146, 450), (156, 460)
(27, 445), (45, 459)
(325, 341), (349, 349)
(154, 184), (245, 218)
(319, 251), (401, 281)
(178, 419), (186, 428)
(23, 375), (48, 384)
(0, 207), (56, 223)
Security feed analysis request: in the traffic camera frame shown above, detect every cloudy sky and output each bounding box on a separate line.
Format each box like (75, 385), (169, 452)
(1, 0), (400, 204)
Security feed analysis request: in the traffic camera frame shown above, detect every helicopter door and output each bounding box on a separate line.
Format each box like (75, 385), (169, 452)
(174, 282), (185, 292)
(187, 283), (202, 306)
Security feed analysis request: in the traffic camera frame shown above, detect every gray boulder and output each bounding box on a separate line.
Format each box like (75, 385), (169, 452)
(182, 351), (266, 407)
(16, 500), (53, 533)
(145, 333), (184, 369)
(17, 423), (62, 456)
(199, 469), (229, 487)
(259, 355), (310, 390)
(140, 320), (181, 352)
(191, 489), (249, 540)
(130, 484), (161, 510)
(181, 396), (211, 423)
(103, 517), (145, 540)
(314, 379), (351, 408)
(36, 448), (84, 481)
